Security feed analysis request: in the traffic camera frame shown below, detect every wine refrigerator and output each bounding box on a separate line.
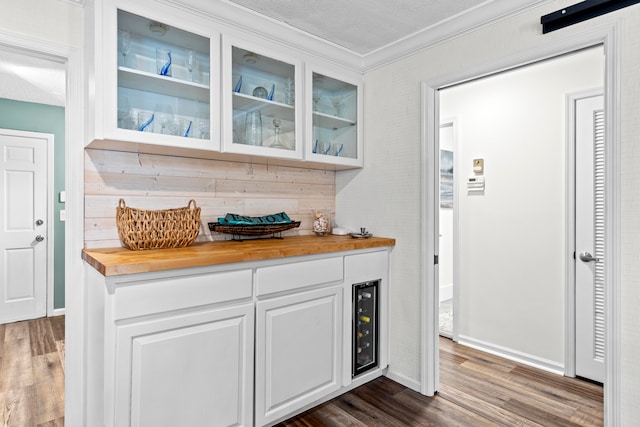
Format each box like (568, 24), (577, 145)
(352, 279), (379, 377)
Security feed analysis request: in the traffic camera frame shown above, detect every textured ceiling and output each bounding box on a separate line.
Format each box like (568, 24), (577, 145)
(0, 47), (65, 107)
(228, 0), (497, 54)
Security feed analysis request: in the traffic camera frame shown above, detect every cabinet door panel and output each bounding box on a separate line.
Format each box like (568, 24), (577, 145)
(89, 2), (220, 152)
(114, 304), (254, 427)
(305, 64), (363, 168)
(222, 36), (304, 160)
(256, 286), (341, 425)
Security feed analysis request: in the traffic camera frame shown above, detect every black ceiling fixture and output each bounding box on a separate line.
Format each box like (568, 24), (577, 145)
(541, 0), (640, 33)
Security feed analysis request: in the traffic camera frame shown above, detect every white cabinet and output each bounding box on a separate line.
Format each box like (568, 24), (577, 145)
(255, 286), (342, 426)
(306, 65), (363, 168)
(254, 257), (343, 425)
(86, 1), (365, 169)
(115, 304), (254, 427)
(222, 36), (304, 160)
(87, 266), (254, 427)
(85, 248), (391, 427)
(86, 0), (220, 151)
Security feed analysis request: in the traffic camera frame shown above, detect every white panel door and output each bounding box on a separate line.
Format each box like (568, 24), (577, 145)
(255, 286), (342, 426)
(0, 129), (49, 324)
(575, 94), (605, 383)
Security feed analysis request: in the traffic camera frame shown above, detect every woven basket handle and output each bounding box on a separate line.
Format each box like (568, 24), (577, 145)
(188, 199), (197, 209)
(118, 199), (127, 208)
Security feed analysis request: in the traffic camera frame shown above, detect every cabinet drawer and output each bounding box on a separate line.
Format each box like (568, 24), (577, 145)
(113, 269), (252, 320)
(256, 257), (343, 296)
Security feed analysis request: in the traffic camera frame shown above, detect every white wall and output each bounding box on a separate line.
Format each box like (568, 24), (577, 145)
(0, 0), (83, 48)
(440, 47), (603, 365)
(338, 0), (640, 421)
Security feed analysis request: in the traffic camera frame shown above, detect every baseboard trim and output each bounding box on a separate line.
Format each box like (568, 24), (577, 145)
(51, 308), (66, 317)
(457, 335), (564, 376)
(384, 368), (421, 392)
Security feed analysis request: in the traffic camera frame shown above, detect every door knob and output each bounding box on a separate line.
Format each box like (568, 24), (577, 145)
(579, 251), (600, 262)
(35, 235), (44, 242)
(36, 219), (43, 226)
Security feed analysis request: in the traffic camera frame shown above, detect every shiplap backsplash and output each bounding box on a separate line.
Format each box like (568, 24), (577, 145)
(84, 149), (336, 248)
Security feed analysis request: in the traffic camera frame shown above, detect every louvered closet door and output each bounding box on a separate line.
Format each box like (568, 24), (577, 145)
(575, 94), (605, 383)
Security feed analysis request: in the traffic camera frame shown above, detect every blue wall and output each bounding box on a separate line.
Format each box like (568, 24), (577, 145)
(0, 98), (65, 309)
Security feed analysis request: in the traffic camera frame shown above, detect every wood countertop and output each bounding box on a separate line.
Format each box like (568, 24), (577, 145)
(82, 235), (396, 277)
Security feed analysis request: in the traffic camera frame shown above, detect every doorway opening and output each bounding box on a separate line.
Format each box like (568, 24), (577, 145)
(422, 34), (618, 424)
(437, 46), (605, 382)
(0, 43), (70, 424)
(0, 45), (67, 323)
(438, 120), (456, 340)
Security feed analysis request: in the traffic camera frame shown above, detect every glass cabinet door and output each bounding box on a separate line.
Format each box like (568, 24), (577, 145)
(308, 70), (361, 167)
(223, 40), (302, 159)
(115, 9), (213, 143)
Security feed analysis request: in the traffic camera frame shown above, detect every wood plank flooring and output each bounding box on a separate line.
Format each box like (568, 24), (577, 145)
(0, 316), (65, 427)
(0, 318), (602, 426)
(278, 337), (603, 426)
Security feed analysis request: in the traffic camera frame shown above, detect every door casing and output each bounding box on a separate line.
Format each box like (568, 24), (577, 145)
(0, 30), (86, 425)
(421, 24), (621, 426)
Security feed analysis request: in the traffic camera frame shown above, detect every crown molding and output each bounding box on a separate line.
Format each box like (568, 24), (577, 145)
(57, 0), (85, 6)
(362, 0), (552, 71)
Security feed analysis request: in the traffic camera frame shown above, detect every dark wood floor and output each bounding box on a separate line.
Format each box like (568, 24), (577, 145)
(278, 337), (604, 426)
(1, 318), (602, 427)
(0, 316), (65, 427)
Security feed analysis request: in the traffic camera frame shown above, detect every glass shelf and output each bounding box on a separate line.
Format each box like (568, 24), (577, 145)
(312, 111), (356, 130)
(232, 92), (295, 122)
(118, 67), (209, 102)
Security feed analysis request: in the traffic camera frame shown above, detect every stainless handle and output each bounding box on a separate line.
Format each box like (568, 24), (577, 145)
(35, 235), (44, 242)
(579, 251), (600, 263)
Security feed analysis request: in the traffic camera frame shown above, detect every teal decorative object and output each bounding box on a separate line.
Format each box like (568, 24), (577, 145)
(220, 212), (292, 225)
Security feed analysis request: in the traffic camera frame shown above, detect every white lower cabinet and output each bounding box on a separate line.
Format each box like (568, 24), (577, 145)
(255, 286), (342, 426)
(87, 266), (255, 427)
(86, 249), (391, 427)
(113, 304), (254, 427)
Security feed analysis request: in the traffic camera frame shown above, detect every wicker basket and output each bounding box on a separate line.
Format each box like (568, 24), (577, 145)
(116, 199), (201, 250)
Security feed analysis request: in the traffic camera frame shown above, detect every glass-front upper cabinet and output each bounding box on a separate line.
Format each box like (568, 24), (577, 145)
(306, 67), (362, 168)
(89, 2), (220, 151)
(222, 37), (303, 159)
(115, 9), (215, 146)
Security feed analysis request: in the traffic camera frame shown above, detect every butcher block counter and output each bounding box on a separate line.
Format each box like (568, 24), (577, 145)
(82, 234), (396, 276)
